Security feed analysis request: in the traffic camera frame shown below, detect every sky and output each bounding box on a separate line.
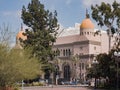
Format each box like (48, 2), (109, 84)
(0, 0), (120, 45)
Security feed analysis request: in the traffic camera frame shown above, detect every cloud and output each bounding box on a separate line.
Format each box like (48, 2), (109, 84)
(57, 23), (80, 37)
(82, 0), (120, 7)
(1, 10), (21, 18)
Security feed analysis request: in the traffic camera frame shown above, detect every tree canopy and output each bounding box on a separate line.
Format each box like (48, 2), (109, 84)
(21, 0), (59, 63)
(91, 1), (120, 29)
(0, 45), (41, 87)
(87, 50), (119, 88)
(0, 24), (41, 87)
(91, 1), (120, 50)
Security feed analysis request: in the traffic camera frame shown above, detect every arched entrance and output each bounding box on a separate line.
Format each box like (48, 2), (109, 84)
(64, 64), (70, 81)
(44, 69), (50, 79)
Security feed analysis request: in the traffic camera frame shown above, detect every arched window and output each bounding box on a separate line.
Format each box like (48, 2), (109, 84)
(68, 49), (71, 56)
(63, 49), (65, 56)
(87, 32), (89, 35)
(66, 49), (68, 56)
(54, 51), (55, 54)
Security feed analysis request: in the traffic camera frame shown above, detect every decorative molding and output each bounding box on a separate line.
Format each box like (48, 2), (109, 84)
(53, 40), (101, 47)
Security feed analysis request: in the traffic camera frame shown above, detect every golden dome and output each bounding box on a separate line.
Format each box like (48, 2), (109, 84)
(80, 18), (94, 29)
(16, 30), (27, 40)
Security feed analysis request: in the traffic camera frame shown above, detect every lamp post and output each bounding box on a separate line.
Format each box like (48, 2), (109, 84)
(114, 51), (120, 90)
(92, 59), (98, 89)
(55, 65), (58, 85)
(49, 57), (59, 85)
(55, 58), (60, 85)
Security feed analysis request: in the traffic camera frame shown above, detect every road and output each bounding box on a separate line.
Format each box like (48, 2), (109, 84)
(23, 85), (101, 90)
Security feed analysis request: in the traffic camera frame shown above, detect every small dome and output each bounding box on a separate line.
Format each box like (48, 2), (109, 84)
(16, 30), (27, 40)
(80, 18), (94, 29)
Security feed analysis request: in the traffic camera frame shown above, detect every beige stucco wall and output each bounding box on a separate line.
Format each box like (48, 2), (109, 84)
(52, 26), (116, 82)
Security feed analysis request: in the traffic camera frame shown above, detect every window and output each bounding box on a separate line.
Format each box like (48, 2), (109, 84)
(68, 49), (71, 56)
(63, 50), (65, 56)
(63, 49), (71, 56)
(87, 32), (89, 35)
(66, 49), (68, 56)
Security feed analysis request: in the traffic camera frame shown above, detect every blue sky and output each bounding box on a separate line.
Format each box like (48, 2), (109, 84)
(0, 0), (86, 30)
(0, 0), (120, 45)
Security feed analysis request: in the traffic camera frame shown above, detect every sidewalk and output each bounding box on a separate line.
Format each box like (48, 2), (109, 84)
(23, 85), (91, 90)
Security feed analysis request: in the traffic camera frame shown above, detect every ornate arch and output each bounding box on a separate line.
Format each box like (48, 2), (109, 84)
(62, 62), (71, 81)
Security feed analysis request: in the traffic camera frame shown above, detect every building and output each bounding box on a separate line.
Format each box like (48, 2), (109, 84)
(16, 13), (115, 83)
(15, 24), (27, 49)
(52, 13), (115, 83)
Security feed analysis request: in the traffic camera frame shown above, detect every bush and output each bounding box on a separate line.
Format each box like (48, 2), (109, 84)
(0, 45), (42, 87)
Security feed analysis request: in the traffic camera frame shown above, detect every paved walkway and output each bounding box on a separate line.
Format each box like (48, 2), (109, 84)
(23, 85), (102, 90)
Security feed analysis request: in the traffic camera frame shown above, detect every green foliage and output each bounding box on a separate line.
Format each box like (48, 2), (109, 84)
(91, 1), (120, 82)
(91, 1), (120, 49)
(21, 0), (59, 63)
(87, 61), (101, 79)
(87, 50), (120, 88)
(0, 44), (41, 87)
(91, 1), (120, 28)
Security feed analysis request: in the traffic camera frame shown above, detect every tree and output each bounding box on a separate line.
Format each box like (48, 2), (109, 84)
(87, 51), (119, 88)
(71, 54), (79, 79)
(21, 0), (59, 63)
(91, 1), (120, 51)
(0, 24), (41, 89)
(91, 1), (120, 88)
(0, 44), (41, 88)
(0, 24), (13, 46)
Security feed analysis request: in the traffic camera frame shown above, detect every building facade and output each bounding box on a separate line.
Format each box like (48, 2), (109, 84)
(16, 14), (115, 83)
(52, 14), (115, 83)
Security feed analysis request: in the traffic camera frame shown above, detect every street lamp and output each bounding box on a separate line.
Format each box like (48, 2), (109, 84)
(49, 57), (60, 85)
(114, 51), (120, 90)
(55, 65), (59, 85)
(92, 59), (98, 89)
(55, 58), (60, 85)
